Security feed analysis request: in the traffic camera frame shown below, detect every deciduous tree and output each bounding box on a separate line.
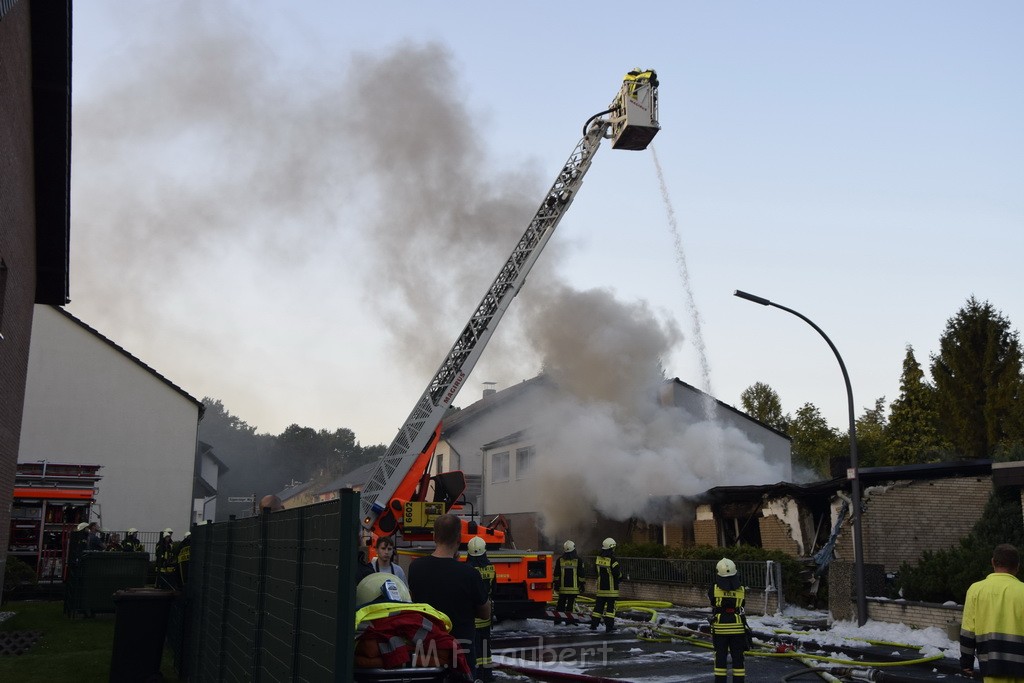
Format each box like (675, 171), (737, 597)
(740, 382), (789, 431)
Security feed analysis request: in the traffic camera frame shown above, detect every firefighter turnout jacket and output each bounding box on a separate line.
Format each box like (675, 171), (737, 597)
(960, 571), (1024, 678)
(709, 583), (747, 635)
(555, 553), (581, 594)
(595, 551), (622, 597)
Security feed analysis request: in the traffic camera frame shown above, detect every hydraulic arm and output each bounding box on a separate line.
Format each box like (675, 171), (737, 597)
(360, 69), (660, 537)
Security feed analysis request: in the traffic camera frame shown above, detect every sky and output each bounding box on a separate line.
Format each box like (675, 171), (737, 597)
(68, 2), (1024, 451)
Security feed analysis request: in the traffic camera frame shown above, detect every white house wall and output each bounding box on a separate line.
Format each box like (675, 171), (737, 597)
(18, 306), (199, 534)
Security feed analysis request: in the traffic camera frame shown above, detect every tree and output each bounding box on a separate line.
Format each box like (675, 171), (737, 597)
(886, 346), (950, 465)
(740, 382), (789, 431)
(930, 298), (1024, 459)
(787, 402), (844, 478)
(854, 397), (888, 468)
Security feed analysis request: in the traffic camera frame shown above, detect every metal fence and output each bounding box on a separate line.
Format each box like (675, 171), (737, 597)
(174, 490), (360, 683)
(171, 500), (786, 681)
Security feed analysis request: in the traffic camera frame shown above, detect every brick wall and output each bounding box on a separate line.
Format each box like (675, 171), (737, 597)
(862, 477), (991, 571)
(0, 0), (40, 595)
(759, 515), (800, 557)
(694, 519), (717, 547)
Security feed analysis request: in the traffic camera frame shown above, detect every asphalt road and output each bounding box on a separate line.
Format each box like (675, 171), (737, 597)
(487, 608), (972, 682)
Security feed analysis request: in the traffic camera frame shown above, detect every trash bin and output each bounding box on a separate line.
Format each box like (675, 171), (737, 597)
(109, 587), (176, 683)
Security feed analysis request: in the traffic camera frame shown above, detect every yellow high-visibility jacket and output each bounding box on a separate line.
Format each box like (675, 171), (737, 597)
(960, 572), (1024, 680)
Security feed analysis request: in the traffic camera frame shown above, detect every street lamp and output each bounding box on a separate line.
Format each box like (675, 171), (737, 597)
(733, 289), (867, 626)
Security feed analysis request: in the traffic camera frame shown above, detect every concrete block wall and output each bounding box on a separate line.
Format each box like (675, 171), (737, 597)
(866, 599), (961, 631)
(613, 581), (782, 616)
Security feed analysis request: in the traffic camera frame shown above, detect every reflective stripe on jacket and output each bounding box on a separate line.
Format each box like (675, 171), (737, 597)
(960, 572), (1024, 678)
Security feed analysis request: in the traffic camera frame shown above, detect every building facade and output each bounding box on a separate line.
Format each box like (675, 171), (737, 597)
(19, 306), (203, 534)
(0, 0), (73, 593)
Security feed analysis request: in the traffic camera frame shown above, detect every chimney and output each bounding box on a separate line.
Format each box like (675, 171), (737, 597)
(482, 381), (497, 398)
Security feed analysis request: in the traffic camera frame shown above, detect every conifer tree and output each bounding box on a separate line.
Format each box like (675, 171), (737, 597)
(853, 397), (888, 467)
(930, 298), (1023, 459)
(886, 346), (950, 464)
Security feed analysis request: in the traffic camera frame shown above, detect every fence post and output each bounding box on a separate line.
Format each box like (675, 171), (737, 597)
(218, 518), (235, 681)
(251, 507), (271, 681)
(290, 504), (306, 677)
(334, 489), (359, 681)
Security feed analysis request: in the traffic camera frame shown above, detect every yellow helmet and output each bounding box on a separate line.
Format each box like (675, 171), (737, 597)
(563, 540), (576, 553)
(356, 573), (411, 607)
(467, 536), (487, 557)
(602, 537), (616, 550)
(716, 558), (737, 577)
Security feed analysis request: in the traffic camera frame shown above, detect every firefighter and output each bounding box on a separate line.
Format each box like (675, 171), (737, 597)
(104, 532), (123, 551)
(177, 531), (192, 586)
(353, 573), (472, 680)
(708, 557), (750, 683)
(466, 536), (496, 680)
(590, 537), (622, 632)
(553, 539), (582, 625)
(122, 528), (145, 553)
(155, 528), (177, 589)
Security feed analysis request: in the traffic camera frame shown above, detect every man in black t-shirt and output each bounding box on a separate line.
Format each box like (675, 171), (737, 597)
(408, 514), (490, 679)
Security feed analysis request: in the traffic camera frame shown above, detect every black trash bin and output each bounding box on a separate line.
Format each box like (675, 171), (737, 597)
(109, 587), (176, 683)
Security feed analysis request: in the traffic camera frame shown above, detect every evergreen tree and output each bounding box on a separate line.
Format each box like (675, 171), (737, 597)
(740, 381), (789, 431)
(787, 402), (844, 478)
(886, 346), (951, 465)
(930, 298), (1023, 459)
(853, 397), (888, 468)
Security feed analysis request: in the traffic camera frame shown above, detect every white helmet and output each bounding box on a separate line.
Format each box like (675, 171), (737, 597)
(76, 522), (89, 532)
(163, 528), (173, 536)
(356, 573), (411, 607)
(602, 537), (616, 550)
(563, 540), (576, 553)
(127, 528), (138, 535)
(467, 536), (487, 557)
(716, 558), (737, 577)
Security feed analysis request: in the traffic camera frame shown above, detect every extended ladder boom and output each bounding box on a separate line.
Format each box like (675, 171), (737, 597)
(360, 69), (659, 530)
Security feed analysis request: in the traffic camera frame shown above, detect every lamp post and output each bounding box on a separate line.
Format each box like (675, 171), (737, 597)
(733, 289), (867, 626)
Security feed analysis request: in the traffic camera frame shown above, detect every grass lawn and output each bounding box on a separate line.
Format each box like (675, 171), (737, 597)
(0, 599), (180, 683)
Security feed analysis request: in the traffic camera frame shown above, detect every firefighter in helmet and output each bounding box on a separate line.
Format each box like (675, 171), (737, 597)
(353, 573), (471, 680)
(466, 536), (496, 680)
(554, 540), (582, 625)
(590, 537), (622, 632)
(708, 557), (750, 683)
(122, 528), (144, 553)
(155, 528), (177, 589)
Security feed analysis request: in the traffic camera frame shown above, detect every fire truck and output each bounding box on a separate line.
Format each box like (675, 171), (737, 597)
(359, 69), (660, 618)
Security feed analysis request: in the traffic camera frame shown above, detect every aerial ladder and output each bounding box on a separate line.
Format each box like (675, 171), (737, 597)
(359, 69), (660, 616)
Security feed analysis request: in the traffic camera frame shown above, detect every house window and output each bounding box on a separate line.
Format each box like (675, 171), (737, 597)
(436, 453), (444, 473)
(515, 447), (535, 480)
(491, 451), (509, 483)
